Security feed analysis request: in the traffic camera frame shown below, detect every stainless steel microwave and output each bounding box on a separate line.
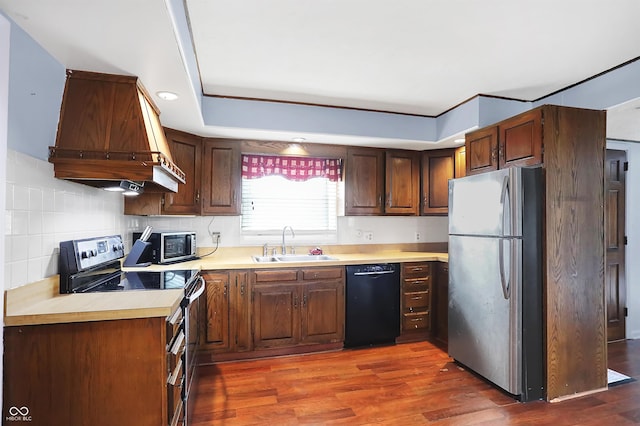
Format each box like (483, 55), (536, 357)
(132, 231), (197, 264)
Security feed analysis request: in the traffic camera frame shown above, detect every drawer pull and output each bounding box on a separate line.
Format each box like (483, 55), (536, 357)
(167, 357), (183, 386)
(410, 317), (423, 322)
(410, 296), (423, 300)
(170, 330), (185, 356)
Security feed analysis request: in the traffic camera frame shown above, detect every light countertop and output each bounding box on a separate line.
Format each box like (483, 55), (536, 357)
(5, 246), (447, 327)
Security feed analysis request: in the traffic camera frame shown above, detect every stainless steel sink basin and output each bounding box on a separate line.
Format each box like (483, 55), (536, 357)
(252, 254), (338, 263)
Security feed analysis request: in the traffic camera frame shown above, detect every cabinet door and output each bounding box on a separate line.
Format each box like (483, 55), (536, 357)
(499, 109), (542, 169)
(455, 145), (466, 178)
(465, 126), (498, 175)
(252, 284), (300, 348)
(421, 149), (455, 215)
(163, 128), (202, 214)
(204, 272), (230, 351)
(385, 150), (420, 215)
(232, 271), (252, 352)
(300, 280), (345, 344)
(124, 128), (202, 215)
(201, 139), (241, 215)
(434, 262), (449, 345)
(345, 147), (384, 215)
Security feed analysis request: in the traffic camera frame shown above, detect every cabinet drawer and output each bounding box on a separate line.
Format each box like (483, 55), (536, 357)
(403, 290), (430, 311)
(403, 277), (431, 292)
(302, 267), (343, 281)
(402, 262), (431, 278)
(253, 269), (298, 283)
(402, 311), (430, 331)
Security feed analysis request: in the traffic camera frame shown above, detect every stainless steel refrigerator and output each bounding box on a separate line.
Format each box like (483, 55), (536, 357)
(448, 166), (544, 401)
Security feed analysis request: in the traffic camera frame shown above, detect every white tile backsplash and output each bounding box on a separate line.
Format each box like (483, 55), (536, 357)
(4, 149), (450, 289)
(4, 150), (132, 289)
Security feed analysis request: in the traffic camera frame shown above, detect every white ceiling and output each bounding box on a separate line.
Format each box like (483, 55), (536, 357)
(2, 0), (640, 147)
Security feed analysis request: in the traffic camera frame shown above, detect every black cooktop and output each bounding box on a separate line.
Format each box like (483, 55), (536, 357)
(71, 268), (199, 293)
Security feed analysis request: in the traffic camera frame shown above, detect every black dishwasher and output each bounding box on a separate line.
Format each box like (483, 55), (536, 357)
(345, 264), (400, 348)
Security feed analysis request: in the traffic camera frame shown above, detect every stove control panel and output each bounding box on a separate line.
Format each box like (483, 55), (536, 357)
(62, 235), (125, 271)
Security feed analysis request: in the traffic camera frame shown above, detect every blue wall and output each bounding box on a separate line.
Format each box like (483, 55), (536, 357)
(6, 16), (64, 161)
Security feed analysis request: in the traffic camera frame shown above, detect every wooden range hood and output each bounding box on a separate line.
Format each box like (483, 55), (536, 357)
(49, 70), (185, 193)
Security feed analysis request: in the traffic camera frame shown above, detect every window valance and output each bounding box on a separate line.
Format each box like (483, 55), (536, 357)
(241, 154), (342, 182)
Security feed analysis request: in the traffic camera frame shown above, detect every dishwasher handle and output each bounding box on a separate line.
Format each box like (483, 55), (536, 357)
(352, 270), (396, 276)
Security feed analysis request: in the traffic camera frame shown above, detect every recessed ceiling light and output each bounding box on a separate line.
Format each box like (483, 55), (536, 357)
(292, 137), (306, 142)
(156, 91), (179, 101)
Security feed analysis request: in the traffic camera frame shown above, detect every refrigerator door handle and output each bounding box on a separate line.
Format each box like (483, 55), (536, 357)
(499, 238), (511, 299)
(499, 175), (509, 237)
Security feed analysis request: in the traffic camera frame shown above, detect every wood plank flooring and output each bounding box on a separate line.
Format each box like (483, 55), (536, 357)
(192, 339), (640, 425)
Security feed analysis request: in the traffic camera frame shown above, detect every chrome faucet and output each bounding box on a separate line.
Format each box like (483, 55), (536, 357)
(282, 226), (295, 255)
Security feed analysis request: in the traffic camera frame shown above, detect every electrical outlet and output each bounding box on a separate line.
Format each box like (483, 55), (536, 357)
(415, 232), (421, 241)
(210, 231), (221, 244)
(356, 229), (363, 238)
(364, 231), (374, 241)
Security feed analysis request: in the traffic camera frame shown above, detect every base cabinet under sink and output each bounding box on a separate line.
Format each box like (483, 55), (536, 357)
(199, 266), (345, 363)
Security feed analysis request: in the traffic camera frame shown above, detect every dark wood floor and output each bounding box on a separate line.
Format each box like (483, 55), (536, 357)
(192, 339), (640, 425)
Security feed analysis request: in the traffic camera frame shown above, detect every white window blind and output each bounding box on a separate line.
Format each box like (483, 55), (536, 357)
(241, 175), (338, 233)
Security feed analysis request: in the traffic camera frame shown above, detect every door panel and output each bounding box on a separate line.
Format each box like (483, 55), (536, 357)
(449, 168), (512, 237)
(605, 149), (627, 342)
(448, 235), (521, 395)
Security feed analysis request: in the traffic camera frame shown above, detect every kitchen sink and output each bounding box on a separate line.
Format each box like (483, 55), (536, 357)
(252, 254), (338, 263)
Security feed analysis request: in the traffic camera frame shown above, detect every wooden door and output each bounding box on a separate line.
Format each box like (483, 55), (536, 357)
(421, 149), (455, 215)
(499, 109), (543, 169)
(300, 281), (345, 344)
(163, 129), (202, 214)
(201, 138), (241, 215)
(465, 126), (498, 175)
(252, 284), (300, 348)
(345, 147), (384, 215)
(605, 149), (627, 342)
(385, 150), (420, 215)
(204, 272), (230, 351)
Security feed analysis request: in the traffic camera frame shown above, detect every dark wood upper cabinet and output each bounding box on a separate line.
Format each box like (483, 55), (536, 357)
(345, 147), (419, 216)
(201, 139), (241, 215)
(421, 146), (465, 215)
(385, 150), (420, 215)
(162, 129), (202, 214)
(466, 108), (543, 175)
(499, 109), (543, 169)
(124, 128), (201, 215)
(345, 147), (385, 215)
(465, 126), (499, 175)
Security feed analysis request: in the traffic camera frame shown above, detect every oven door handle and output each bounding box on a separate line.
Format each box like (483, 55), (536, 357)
(187, 276), (205, 303)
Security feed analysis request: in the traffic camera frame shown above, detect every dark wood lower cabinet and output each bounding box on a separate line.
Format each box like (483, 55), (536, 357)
(398, 262), (432, 342)
(252, 267), (345, 350)
(434, 262), (449, 346)
(3, 317), (172, 426)
(201, 270), (252, 356)
(200, 266), (345, 362)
